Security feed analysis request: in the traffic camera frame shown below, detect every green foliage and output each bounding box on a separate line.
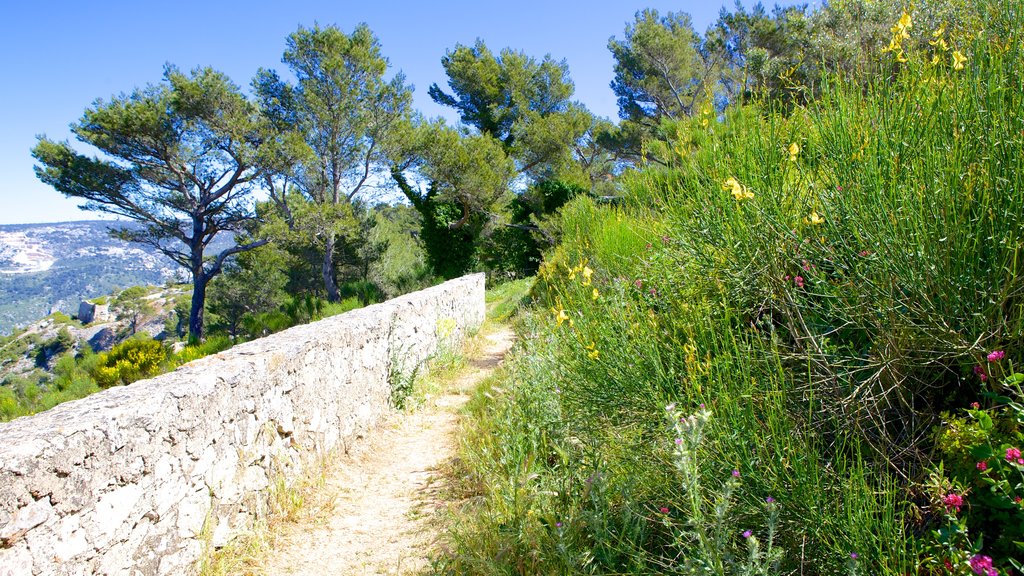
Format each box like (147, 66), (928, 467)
(32, 65), (267, 341)
(609, 9), (711, 124)
(90, 338), (167, 388)
(928, 371), (1024, 566)
(365, 204), (433, 298)
(254, 23), (412, 302)
(173, 336), (234, 366)
(442, 3), (1024, 573)
(112, 286), (155, 335)
(208, 248), (288, 337)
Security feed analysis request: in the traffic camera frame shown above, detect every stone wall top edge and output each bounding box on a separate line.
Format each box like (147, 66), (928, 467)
(0, 273), (485, 439)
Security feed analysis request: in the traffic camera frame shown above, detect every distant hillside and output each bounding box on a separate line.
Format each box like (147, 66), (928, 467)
(0, 221), (231, 333)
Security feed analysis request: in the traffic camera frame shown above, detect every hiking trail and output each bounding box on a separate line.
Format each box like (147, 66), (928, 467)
(255, 324), (514, 575)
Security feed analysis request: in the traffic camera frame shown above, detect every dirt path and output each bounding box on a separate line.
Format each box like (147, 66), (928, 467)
(258, 325), (514, 576)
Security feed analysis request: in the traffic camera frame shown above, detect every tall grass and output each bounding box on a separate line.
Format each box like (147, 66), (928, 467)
(437, 2), (1023, 573)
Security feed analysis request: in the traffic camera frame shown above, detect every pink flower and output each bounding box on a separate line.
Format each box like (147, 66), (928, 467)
(659, 507), (670, 514)
(987, 350), (1005, 362)
(742, 529), (753, 538)
(974, 365), (988, 381)
(969, 554), (996, 576)
(977, 461), (988, 471)
(943, 492), (964, 513)
(794, 276), (805, 288)
(858, 250), (871, 257)
(765, 496), (775, 504)
(732, 469), (740, 478)
(634, 279), (643, 289)
(1006, 447), (1022, 462)
(971, 402), (981, 409)
(802, 260), (812, 272)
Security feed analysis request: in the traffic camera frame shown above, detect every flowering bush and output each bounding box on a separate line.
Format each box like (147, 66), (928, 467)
(929, 366), (1024, 570)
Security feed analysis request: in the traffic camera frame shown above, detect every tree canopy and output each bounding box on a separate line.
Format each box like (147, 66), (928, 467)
(32, 66), (267, 341)
(255, 23), (413, 301)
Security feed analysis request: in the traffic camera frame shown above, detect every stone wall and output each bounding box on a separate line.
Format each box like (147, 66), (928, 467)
(0, 274), (485, 576)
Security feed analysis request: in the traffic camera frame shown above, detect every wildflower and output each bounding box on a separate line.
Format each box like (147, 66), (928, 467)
(969, 554), (997, 576)
(661, 235), (670, 244)
(974, 365), (988, 382)
(723, 176), (754, 201)
(551, 307), (570, 327)
(581, 266), (593, 286)
(794, 276), (805, 288)
(765, 496), (775, 504)
(660, 507), (670, 514)
(666, 403), (676, 411)
(971, 401), (981, 409)
(894, 12), (912, 38)
(987, 350), (1005, 362)
(805, 211), (824, 226)
(675, 438), (683, 445)
(858, 250), (871, 257)
(555, 522), (563, 528)
(591, 288), (599, 301)
(1007, 447), (1023, 462)
(953, 50), (968, 70)
(850, 552), (859, 559)
(634, 279), (643, 289)
(732, 469), (741, 478)
(742, 529), (753, 538)
(943, 492), (964, 513)
(788, 142), (801, 162)
(976, 461), (988, 471)
(585, 341), (600, 360)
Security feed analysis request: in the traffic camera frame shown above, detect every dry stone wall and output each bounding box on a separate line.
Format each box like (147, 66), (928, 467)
(0, 274), (485, 576)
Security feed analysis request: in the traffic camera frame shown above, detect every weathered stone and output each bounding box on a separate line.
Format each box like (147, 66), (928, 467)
(0, 542), (33, 576)
(0, 495), (53, 544)
(0, 274), (485, 575)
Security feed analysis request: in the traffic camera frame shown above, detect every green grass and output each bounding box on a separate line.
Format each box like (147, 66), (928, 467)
(434, 3), (1024, 573)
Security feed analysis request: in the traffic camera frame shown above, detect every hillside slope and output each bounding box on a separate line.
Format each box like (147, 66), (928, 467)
(0, 221), (230, 333)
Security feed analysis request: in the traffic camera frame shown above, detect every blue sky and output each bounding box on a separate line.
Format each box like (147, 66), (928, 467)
(0, 0), (799, 224)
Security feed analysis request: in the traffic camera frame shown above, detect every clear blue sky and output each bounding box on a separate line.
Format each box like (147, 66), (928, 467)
(0, 0), (799, 225)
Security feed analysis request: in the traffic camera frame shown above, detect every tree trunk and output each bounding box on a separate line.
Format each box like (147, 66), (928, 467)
(322, 233), (340, 302)
(189, 271), (208, 343)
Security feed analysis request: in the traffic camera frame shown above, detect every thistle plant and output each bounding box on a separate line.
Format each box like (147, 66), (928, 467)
(665, 405), (782, 575)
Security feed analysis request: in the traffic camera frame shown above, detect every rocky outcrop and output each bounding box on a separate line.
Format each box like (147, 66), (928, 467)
(0, 274), (485, 576)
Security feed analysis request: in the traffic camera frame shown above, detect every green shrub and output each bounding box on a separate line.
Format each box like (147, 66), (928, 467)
(90, 338), (167, 388)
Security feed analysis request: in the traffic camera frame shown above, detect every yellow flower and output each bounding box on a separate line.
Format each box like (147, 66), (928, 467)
(722, 176), (754, 201)
(930, 36), (948, 51)
(585, 342), (600, 360)
(932, 25), (946, 38)
(591, 288), (600, 301)
(805, 211), (824, 226)
(952, 50), (967, 70)
(931, 54), (941, 65)
(582, 266), (593, 285)
(892, 12), (912, 38)
(896, 51), (909, 63)
(788, 142), (800, 162)
(551, 307), (570, 327)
